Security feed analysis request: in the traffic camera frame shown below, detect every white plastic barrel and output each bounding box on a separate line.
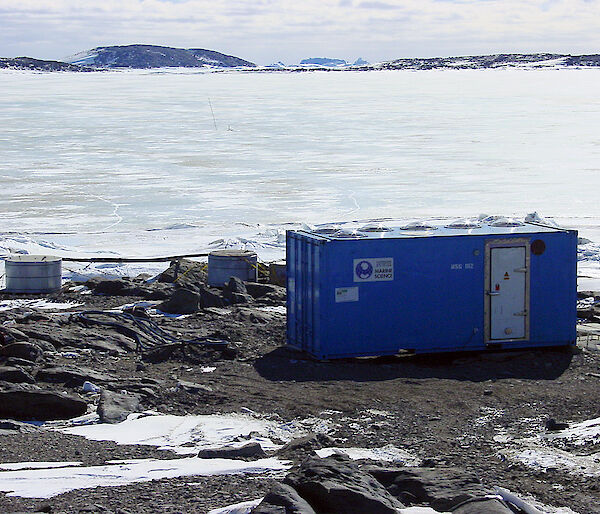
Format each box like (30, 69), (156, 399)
(207, 250), (257, 287)
(4, 255), (62, 293)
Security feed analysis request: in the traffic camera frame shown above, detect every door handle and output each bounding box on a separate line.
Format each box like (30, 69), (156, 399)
(514, 267), (527, 273)
(487, 291), (500, 296)
(513, 311), (527, 316)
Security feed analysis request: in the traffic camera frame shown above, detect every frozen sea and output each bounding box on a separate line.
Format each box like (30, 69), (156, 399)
(1, 67), (599, 285)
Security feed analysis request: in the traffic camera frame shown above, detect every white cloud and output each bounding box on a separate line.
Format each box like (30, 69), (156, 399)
(0, 0), (599, 64)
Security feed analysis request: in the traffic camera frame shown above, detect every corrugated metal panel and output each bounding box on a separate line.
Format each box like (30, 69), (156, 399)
(287, 233), (322, 354)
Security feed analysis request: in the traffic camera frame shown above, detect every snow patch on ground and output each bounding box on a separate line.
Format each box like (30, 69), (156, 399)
(0, 299), (83, 312)
(500, 415), (600, 478)
(546, 416), (600, 445)
(207, 498), (263, 514)
(208, 500), (448, 514)
(0, 461), (81, 471)
(0, 457), (288, 499)
(59, 412), (284, 455)
(316, 445), (421, 465)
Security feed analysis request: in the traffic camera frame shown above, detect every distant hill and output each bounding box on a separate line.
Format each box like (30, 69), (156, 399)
(65, 45), (255, 68)
(379, 53), (600, 70)
(0, 56), (92, 72)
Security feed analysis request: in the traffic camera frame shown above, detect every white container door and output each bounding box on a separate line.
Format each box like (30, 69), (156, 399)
(489, 246), (527, 340)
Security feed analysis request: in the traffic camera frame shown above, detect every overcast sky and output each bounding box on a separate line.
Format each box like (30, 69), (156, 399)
(1, 0), (599, 65)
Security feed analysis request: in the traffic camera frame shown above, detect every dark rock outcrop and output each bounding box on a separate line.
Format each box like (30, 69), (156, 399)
(97, 390), (140, 424)
(36, 365), (116, 386)
(158, 259), (206, 288)
(0, 390), (87, 420)
(198, 285), (225, 308)
(283, 455), (404, 514)
(177, 379), (213, 394)
(223, 277), (254, 305)
(197, 442), (266, 460)
(0, 342), (44, 362)
(276, 433), (336, 460)
(88, 278), (174, 300)
(245, 282), (282, 299)
(366, 466), (492, 511)
(0, 366), (36, 384)
(157, 288), (200, 314)
(452, 497), (514, 513)
(253, 483), (317, 514)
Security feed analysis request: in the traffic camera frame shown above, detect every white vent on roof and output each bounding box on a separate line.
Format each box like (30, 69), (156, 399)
(400, 221), (437, 231)
(333, 229), (367, 239)
(490, 217), (524, 227)
(358, 223), (392, 233)
(313, 225), (340, 235)
(445, 219), (481, 229)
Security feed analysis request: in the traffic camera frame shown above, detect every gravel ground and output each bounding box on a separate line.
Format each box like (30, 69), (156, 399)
(1, 286), (599, 513)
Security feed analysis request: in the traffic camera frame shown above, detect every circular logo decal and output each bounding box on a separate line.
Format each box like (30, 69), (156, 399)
(355, 260), (373, 279)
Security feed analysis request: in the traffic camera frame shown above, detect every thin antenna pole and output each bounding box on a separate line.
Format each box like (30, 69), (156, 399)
(208, 98), (217, 130)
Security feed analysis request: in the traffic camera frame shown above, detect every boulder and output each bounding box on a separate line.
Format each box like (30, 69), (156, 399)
(157, 288), (200, 314)
(545, 418), (569, 431)
(88, 277), (174, 300)
(284, 455), (404, 514)
(142, 344), (179, 363)
(97, 389), (140, 424)
(255, 289), (286, 306)
(177, 379), (213, 394)
(0, 366), (35, 384)
(244, 282), (281, 299)
(0, 419), (40, 433)
(36, 365), (116, 386)
(0, 390), (87, 421)
(276, 433), (337, 459)
(0, 342), (44, 361)
(253, 483), (316, 514)
(197, 442), (266, 460)
(1, 326), (30, 342)
(141, 282), (175, 300)
(451, 497), (514, 513)
(198, 285), (225, 308)
(91, 278), (131, 295)
(0, 329), (14, 346)
(28, 339), (57, 354)
(158, 259), (207, 288)
(17, 325), (61, 349)
(223, 277), (253, 305)
(5, 357), (38, 368)
(366, 466), (491, 511)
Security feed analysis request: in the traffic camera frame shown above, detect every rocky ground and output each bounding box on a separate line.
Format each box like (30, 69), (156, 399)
(0, 260), (599, 513)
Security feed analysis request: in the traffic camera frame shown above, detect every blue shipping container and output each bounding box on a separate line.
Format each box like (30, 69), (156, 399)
(286, 220), (577, 359)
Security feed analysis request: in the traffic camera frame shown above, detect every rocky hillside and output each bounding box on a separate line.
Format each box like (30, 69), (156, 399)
(65, 44), (255, 68)
(0, 57), (92, 72)
(379, 53), (600, 70)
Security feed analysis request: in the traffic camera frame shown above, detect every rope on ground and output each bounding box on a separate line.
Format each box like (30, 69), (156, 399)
(59, 252), (211, 263)
(75, 310), (228, 354)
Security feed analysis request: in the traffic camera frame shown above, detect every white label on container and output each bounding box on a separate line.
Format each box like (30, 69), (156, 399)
(335, 287), (359, 303)
(353, 258), (394, 282)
